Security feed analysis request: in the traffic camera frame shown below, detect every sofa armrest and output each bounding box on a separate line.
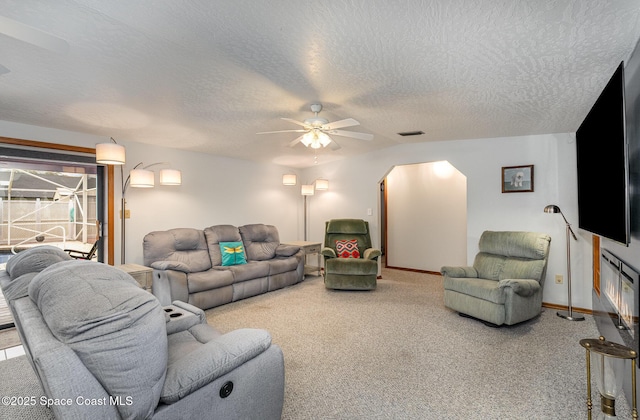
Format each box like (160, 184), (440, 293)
(161, 328), (272, 404)
(152, 269), (189, 306)
(321, 247), (336, 258)
(165, 301), (207, 335)
(498, 279), (540, 297)
(363, 248), (381, 260)
(440, 266), (478, 278)
(275, 244), (300, 257)
(150, 260), (191, 273)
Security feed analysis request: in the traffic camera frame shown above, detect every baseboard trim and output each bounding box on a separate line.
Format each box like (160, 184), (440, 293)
(542, 302), (592, 315)
(384, 266), (593, 315)
(385, 265), (441, 276)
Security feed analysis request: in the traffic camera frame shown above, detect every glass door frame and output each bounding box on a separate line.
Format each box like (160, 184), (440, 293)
(0, 136), (115, 264)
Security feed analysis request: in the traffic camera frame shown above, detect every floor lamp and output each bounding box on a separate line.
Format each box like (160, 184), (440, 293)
(97, 138), (181, 264)
(544, 204), (584, 321)
(120, 163), (181, 263)
(301, 184), (314, 241)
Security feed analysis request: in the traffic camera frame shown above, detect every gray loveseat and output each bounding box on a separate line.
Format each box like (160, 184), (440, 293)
(144, 223), (304, 310)
(0, 246), (285, 420)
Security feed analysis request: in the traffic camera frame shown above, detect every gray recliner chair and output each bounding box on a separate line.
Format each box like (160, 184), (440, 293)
(0, 247), (285, 420)
(322, 219), (381, 290)
(441, 231), (551, 326)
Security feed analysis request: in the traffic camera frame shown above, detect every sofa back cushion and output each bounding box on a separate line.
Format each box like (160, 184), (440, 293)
(5, 245), (72, 280)
(478, 231), (550, 260)
(239, 224), (280, 261)
(144, 228), (211, 272)
(473, 231), (551, 281)
(204, 225), (243, 266)
(29, 260), (167, 419)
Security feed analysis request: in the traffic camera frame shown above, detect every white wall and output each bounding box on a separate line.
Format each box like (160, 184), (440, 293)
(386, 162), (467, 272)
(301, 132), (587, 309)
(0, 120), (302, 265)
(119, 141), (302, 264)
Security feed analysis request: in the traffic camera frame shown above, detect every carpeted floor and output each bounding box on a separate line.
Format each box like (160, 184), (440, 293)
(0, 267), (631, 419)
(208, 269), (630, 419)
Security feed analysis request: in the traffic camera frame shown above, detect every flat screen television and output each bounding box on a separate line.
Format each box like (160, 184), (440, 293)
(576, 61), (630, 245)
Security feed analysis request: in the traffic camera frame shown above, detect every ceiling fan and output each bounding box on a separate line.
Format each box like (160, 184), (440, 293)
(0, 14), (70, 74)
(257, 103), (373, 150)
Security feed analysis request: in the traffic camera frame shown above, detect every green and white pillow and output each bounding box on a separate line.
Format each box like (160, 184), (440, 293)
(220, 241), (247, 266)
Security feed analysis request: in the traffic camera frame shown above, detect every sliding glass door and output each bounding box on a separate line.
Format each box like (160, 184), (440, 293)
(0, 144), (105, 329)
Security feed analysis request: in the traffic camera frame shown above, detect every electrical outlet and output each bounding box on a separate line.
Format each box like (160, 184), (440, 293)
(555, 274), (563, 284)
(120, 209), (130, 219)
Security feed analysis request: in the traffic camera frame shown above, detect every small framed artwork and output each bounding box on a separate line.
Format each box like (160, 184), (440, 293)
(502, 165), (534, 193)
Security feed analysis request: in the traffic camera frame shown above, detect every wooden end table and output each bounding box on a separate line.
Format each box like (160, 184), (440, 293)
(282, 241), (323, 277)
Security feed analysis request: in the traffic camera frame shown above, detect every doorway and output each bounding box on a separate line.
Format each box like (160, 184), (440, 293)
(380, 161), (467, 273)
(0, 140), (107, 329)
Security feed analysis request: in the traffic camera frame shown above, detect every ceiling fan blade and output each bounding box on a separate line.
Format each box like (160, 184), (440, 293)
(281, 117), (311, 129)
(329, 139), (342, 151)
(0, 15), (69, 54)
(327, 129), (373, 141)
(322, 118), (359, 130)
(288, 135), (305, 148)
(257, 129), (307, 135)
(0, 64), (9, 75)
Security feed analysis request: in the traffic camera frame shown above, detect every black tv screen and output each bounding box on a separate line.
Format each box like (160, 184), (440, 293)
(576, 61), (630, 245)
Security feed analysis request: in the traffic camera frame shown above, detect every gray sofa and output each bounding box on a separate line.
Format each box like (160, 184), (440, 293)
(0, 246), (285, 420)
(144, 223), (304, 310)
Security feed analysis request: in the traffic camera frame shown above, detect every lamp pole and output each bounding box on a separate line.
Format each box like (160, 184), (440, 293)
(544, 205), (584, 321)
(120, 162), (170, 264)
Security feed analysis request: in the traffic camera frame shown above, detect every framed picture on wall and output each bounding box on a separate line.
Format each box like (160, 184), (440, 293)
(502, 165), (534, 193)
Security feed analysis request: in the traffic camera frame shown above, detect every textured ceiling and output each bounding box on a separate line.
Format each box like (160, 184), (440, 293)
(1, 1), (640, 168)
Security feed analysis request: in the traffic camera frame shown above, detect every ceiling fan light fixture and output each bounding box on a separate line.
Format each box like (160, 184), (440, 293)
(302, 131), (332, 149)
(301, 132), (314, 147)
(318, 132), (332, 147)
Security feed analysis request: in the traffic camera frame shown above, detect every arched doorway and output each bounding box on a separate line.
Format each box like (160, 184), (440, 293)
(381, 161), (467, 273)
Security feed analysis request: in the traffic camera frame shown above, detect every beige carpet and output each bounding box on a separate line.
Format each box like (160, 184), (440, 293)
(206, 268), (630, 420)
(0, 267), (631, 419)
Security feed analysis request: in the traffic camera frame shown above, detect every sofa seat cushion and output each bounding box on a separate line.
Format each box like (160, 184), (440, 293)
(226, 260), (270, 282)
(269, 256), (299, 275)
(161, 328), (272, 404)
(29, 260), (167, 420)
(188, 268), (235, 293)
(325, 258), (378, 276)
(443, 276), (505, 305)
(167, 324), (223, 366)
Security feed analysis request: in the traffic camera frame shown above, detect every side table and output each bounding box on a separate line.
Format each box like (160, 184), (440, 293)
(283, 241), (322, 277)
(116, 263), (153, 291)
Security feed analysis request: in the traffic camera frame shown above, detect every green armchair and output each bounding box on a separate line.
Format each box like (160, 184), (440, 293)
(441, 231), (551, 326)
(322, 219), (381, 290)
